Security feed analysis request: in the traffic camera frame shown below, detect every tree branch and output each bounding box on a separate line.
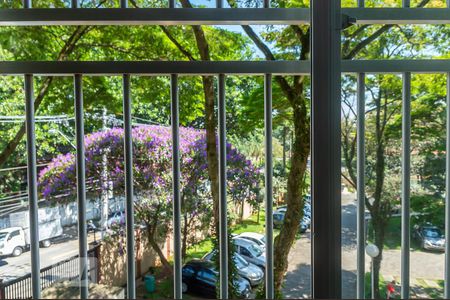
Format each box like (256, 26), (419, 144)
(0, 25), (91, 167)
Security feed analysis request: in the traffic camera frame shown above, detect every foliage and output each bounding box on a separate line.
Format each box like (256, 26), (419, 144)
(38, 125), (260, 270)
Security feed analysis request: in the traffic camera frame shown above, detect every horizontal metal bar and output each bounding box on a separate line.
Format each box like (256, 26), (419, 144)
(342, 60), (450, 73)
(1, 8), (450, 26)
(0, 8), (308, 26)
(343, 8), (450, 24)
(0, 61), (309, 75)
(2, 60), (450, 75)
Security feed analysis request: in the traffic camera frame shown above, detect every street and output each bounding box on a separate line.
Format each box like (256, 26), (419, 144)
(0, 228), (99, 283)
(282, 191), (445, 298)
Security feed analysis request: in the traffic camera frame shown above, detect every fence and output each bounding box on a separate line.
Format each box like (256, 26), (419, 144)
(0, 246), (99, 299)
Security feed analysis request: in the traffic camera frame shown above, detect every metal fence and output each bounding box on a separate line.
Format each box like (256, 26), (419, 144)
(0, 0), (450, 299)
(0, 246), (99, 299)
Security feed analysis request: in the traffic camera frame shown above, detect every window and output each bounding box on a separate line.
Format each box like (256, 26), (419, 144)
(197, 269), (216, 285)
(239, 246), (252, 258)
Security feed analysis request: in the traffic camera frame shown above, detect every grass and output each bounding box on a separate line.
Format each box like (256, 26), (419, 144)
(368, 216), (421, 250)
(424, 280), (444, 299)
(186, 239), (214, 261)
(364, 272), (389, 299)
(186, 210), (280, 261)
(185, 207), (303, 261)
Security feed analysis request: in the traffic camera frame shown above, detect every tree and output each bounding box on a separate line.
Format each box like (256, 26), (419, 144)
(38, 125), (260, 273)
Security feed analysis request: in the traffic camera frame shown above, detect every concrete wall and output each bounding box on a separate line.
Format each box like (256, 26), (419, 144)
(97, 228), (158, 287)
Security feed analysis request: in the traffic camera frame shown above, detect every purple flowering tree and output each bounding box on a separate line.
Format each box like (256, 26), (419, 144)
(39, 125), (260, 271)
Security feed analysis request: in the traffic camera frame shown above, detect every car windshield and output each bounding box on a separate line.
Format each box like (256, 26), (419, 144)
(234, 254), (249, 269)
(424, 228), (442, 238)
(0, 232), (7, 241)
(249, 244), (263, 257)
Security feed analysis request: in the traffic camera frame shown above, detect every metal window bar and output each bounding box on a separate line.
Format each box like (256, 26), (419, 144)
(2, 8), (450, 26)
(171, 74), (182, 299)
(401, 72), (411, 299)
(74, 74), (89, 299)
(218, 73), (228, 299)
(311, 0), (341, 298)
(356, 72), (365, 299)
(446, 72), (450, 299)
(264, 73), (274, 299)
(24, 74), (40, 300)
(123, 73), (136, 299)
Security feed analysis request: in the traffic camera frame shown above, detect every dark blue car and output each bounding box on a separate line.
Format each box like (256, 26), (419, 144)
(182, 259), (251, 299)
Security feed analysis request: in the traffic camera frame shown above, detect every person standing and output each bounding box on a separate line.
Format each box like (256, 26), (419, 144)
(386, 280), (396, 299)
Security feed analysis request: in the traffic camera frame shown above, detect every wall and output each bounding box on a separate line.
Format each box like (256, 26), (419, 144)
(97, 228), (158, 287)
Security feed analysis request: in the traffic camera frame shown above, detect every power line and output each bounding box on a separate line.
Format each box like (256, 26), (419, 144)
(0, 163), (50, 173)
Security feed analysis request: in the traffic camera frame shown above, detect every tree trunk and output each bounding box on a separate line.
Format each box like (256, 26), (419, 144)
(202, 75), (220, 232)
(182, 212), (188, 260)
(372, 219), (386, 299)
(273, 92), (310, 294)
(282, 126), (287, 175)
(147, 229), (172, 274)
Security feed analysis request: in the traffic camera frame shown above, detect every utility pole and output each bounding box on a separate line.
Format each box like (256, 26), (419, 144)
(100, 108), (110, 238)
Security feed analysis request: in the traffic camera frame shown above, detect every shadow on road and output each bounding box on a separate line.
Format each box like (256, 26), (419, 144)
(283, 262), (357, 299)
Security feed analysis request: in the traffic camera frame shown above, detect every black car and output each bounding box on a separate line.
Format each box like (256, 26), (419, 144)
(182, 260), (251, 299)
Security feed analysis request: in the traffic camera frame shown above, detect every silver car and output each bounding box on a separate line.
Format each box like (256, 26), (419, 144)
(413, 225), (445, 251)
(233, 237), (266, 270)
(237, 232), (266, 250)
(202, 250), (264, 286)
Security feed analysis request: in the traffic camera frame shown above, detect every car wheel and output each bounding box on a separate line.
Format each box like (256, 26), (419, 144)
(182, 282), (188, 293)
(12, 246), (23, 257)
(41, 240), (51, 248)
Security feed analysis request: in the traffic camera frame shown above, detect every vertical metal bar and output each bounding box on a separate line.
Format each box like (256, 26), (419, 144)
(311, 0), (342, 297)
(71, 0), (79, 8)
(445, 72), (450, 299)
(357, 0), (365, 8)
(74, 74), (89, 300)
(171, 74), (182, 299)
(218, 73), (228, 299)
(121, 0), (128, 8)
(123, 74), (136, 299)
(169, 0), (175, 8)
(401, 72), (411, 299)
(23, 0), (31, 8)
(403, 0), (410, 7)
(356, 73), (365, 299)
(264, 73), (274, 299)
(263, 0), (270, 8)
(216, 0), (223, 8)
(25, 74), (41, 300)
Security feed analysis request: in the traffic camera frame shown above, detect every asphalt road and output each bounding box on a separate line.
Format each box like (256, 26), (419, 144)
(0, 229), (99, 283)
(282, 191), (445, 299)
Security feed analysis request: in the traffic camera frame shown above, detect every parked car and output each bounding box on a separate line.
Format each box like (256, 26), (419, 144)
(107, 211), (125, 228)
(413, 224), (445, 251)
(299, 217), (310, 233)
(233, 237), (266, 269)
(236, 232), (266, 250)
(87, 220), (98, 233)
(273, 212), (285, 229)
(182, 260), (251, 298)
(273, 211), (310, 233)
(202, 250), (264, 286)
